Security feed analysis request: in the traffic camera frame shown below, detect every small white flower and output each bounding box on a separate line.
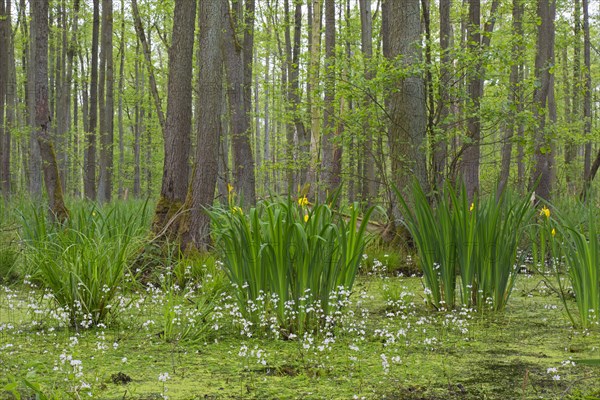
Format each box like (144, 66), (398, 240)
(158, 372), (170, 382)
(552, 375), (560, 381)
(121, 357), (127, 363)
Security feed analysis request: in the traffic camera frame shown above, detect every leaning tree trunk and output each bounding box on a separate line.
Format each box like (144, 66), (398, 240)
(32, 0), (69, 222)
(152, 0), (196, 239)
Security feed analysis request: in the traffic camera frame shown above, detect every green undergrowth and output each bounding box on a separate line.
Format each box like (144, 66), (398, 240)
(1, 271), (599, 400)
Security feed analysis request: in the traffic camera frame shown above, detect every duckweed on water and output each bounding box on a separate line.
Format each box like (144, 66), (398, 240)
(1, 259), (600, 400)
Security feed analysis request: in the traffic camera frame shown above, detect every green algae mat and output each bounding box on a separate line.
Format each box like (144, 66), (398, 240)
(1, 274), (599, 400)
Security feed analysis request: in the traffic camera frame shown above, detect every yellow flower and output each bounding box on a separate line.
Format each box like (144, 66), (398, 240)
(232, 206), (243, 215)
(227, 183), (234, 193)
(304, 214), (309, 222)
(469, 203), (474, 212)
(298, 196), (309, 207)
(540, 206), (550, 218)
(551, 228), (556, 237)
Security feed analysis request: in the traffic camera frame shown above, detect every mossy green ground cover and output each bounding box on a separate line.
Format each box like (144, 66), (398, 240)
(1, 265), (599, 400)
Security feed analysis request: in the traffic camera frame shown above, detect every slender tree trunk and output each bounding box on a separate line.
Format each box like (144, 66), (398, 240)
(566, 0), (581, 191)
(133, 40), (141, 198)
(319, 0), (339, 202)
(306, 0), (322, 196)
(84, 0), (99, 200)
(529, 0), (556, 202)
(152, 0), (196, 238)
(434, 0), (451, 193)
(131, 0), (166, 132)
(223, 0), (256, 206)
(582, 0), (592, 180)
(27, 0), (42, 197)
(497, 0), (523, 198)
(359, 0), (377, 205)
(0, 0), (8, 197)
(32, 0), (69, 222)
(181, 0), (223, 252)
(117, 0), (125, 199)
(97, 0), (113, 203)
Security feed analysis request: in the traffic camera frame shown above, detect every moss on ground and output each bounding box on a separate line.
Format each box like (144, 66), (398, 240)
(1, 274), (599, 399)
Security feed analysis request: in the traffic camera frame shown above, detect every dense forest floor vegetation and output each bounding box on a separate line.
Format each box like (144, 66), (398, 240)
(0, 199), (599, 399)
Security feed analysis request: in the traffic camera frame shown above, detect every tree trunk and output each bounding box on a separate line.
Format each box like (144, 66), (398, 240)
(529, 0), (556, 202)
(98, 0), (113, 204)
(117, 0), (125, 199)
(319, 0), (339, 202)
(582, 0), (592, 181)
(152, 0), (196, 238)
(0, 0), (8, 197)
(133, 39), (141, 198)
(223, 0), (256, 206)
(84, 0), (99, 200)
(131, 0), (166, 132)
(434, 0), (451, 194)
(497, 0), (523, 198)
(32, 0), (69, 222)
(384, 0), (429, 230)
(566, 0), (581, 192)
(359, 0), (377, 205)
(181, 0), (223, 252)
(306, 0), (322, 196)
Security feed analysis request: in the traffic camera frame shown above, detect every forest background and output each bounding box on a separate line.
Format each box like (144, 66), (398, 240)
(0, 0), (599, 250)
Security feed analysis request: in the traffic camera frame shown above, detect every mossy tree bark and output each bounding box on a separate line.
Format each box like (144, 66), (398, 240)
(151, 0), (196, 240)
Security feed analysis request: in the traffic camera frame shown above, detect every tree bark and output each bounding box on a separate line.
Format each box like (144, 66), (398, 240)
(359, 0), (377, 205)
(181, 0), (223, 252)
(319, 0), (339, 202)
(582, 0), (592, 181)
(434, 0), (451, 194)
(131, 0), (166, 132)
(0, 0), (8, 196)
(223, 0), (256, 206)
(529, 0), (556, 202)
(497, 0), (523, 198)
(152, 0), (196, 238)
(32, 0), (69, 222)
(117, 0), (125, 199)
(97, 0), (113, 204)
(84, 0), (99, 200)
(384, 0), (429, 229)
(565, 0), (581, 191)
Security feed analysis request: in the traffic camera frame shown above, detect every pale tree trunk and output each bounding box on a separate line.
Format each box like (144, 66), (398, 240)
(434, 0), (451, 193)
(582, 0), (591, 181)
(529, 0), (556, 202)
(181, 0), (223, 252)
(152, 0), (196, 238)
(580, 0), (596, 200)
(32, 0), (69, 222)
(55, 0), (68, 192)
(283, 0), (294, 193)
(291, 0), (308, 188)
(319, 0), (339, 202)
(65, 0), (80, 196)
(131, 0), (166, 132)
(384, 0), (429, 230)
(117, 0), (125, 199)
(5, 0), (16, 195)
(97, 0), (113, 204)
(27, 0), (42, 197)
(306, 0), (322, 196)
(359, 0), (377, 205)
(0, 0), (8, 196)
(223, 0), (256, 206)
(497, 0), (523, 198)
(565, 0), (581, 192)
(133, 40), (142, 198)
(84, 0), (99, 200)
